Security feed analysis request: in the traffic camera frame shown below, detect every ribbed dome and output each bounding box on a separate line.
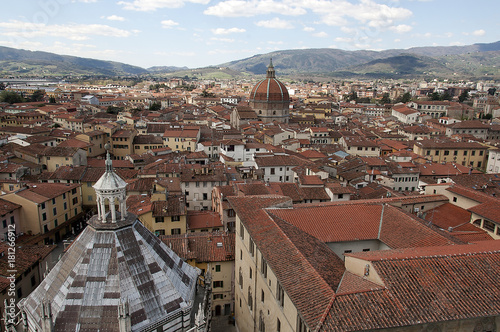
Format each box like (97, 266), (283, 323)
(249, 59), (289, 103)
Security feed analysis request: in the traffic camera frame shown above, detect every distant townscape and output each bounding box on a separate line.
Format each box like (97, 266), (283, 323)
(0, 56), (499, 332)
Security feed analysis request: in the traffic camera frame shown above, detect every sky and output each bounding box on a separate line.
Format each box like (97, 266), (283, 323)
(0, 0), (498, 69)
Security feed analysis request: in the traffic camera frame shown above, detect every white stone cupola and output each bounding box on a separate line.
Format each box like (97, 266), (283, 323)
(92, 144), (128, 223)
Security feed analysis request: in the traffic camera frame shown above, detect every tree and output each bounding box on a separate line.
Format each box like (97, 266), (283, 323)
(380, 93), (391, 104)
(345, 91), (358, 102)
(0, 91), (24, 104)
(0, 83), (5, 91)
(458, 90), (469, 103)
(400, 92), (412, 103)
(49, 96), (56, 104)
(441, 91), (452, 101)
(487, 87), (496, 96)
(30, 89), (45, 102)
(149, 101), (161, 111)
(429, 92), (441, 101)
(201, 90), (216, 98)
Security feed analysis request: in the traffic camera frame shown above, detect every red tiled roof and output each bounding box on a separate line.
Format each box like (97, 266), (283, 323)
(268, 203), (455, 248)
(161, 232), (235, 262)
(187, 211), (222, 229)
(320, 241), (500, 331)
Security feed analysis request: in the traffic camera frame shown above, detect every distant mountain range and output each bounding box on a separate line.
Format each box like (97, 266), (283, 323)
(0, 41), (499, 80)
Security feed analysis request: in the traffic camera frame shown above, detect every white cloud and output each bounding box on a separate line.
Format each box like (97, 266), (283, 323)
(161, 20), (179, 28)
(104, 15), (125, 21)
(303, 26), (315, 32)
(255, 17), (293, 29)
(267, 41), (284, 45)
(334, 37), (353, 43)
(118, 0), (209, 11)
(313, 31), (328, 37)
(389, 24), (412, 33)
(210, 37), (235, 42)
(394, 38), (401, 42)
(472, 29), (486, 36)
(204, 0), (306, 17)
(0, 20), (132, 40)
(205, 0), (411, 34)
(211, 27), (246, 35)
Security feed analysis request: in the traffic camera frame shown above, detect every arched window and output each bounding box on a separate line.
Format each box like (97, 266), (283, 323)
(239, 267), (243, 288)
(259, 310), (266, 332)
(248, 286), (253, 311)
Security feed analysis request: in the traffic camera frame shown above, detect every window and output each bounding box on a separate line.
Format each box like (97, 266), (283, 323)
(42, 213), (47, 221)
(2, 220), (6, 228)
(62, 193), (66, 199)
(483, 220), (495, 232)
(213, 280), (223, 288)
(215, 264), (221, 272)
(297, 315), (307, 332)
(338, 194), (343, 199)
(171, 228), (181, 235)
(239, 267), (243, 288)
(72, 197), (78, 204)
(228, 209), (235, 217)
(249, 238), (255, 257)
(88, 195), (93, 201)
(72, 188), (77, 194)
(203, 193), (208, 200)
(64, 202), (67, 210)
(155, 230), (165, 236)
(472, 150), (476, 156)
(155, 217), (164, 223)
(479, 150), (484, 156)
(249, 267), (253, 279)
(52, 198), (56, 205)
(248, 287), (253, 311)
(276, 282), (284, 307)
(270, 168), (275, 175)
(435, 151), (439, 156)
(444, 150), (449, 156)
(171, 215), (180, 222)
(43, 225), (49, 233)
(213, 294), (223, 300)
(31, 276), (36, 287)
(452, 197), (457, 202)
(259, 310), (265, 332)
(453, 150), (458, 156)
(196, 182), (200, 188)
(277, 319), (281, 332)
(53, 207), (57, 216)
(54, 219), (58, 227)
(261, 258), (268, 278)
(240, 223), (245, 240)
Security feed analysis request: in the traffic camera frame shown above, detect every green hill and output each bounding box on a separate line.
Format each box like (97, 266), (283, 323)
(0, 46), (148, 77)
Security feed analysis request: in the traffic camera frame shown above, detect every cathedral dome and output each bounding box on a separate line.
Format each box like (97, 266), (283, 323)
(249, 59), (289, 103)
